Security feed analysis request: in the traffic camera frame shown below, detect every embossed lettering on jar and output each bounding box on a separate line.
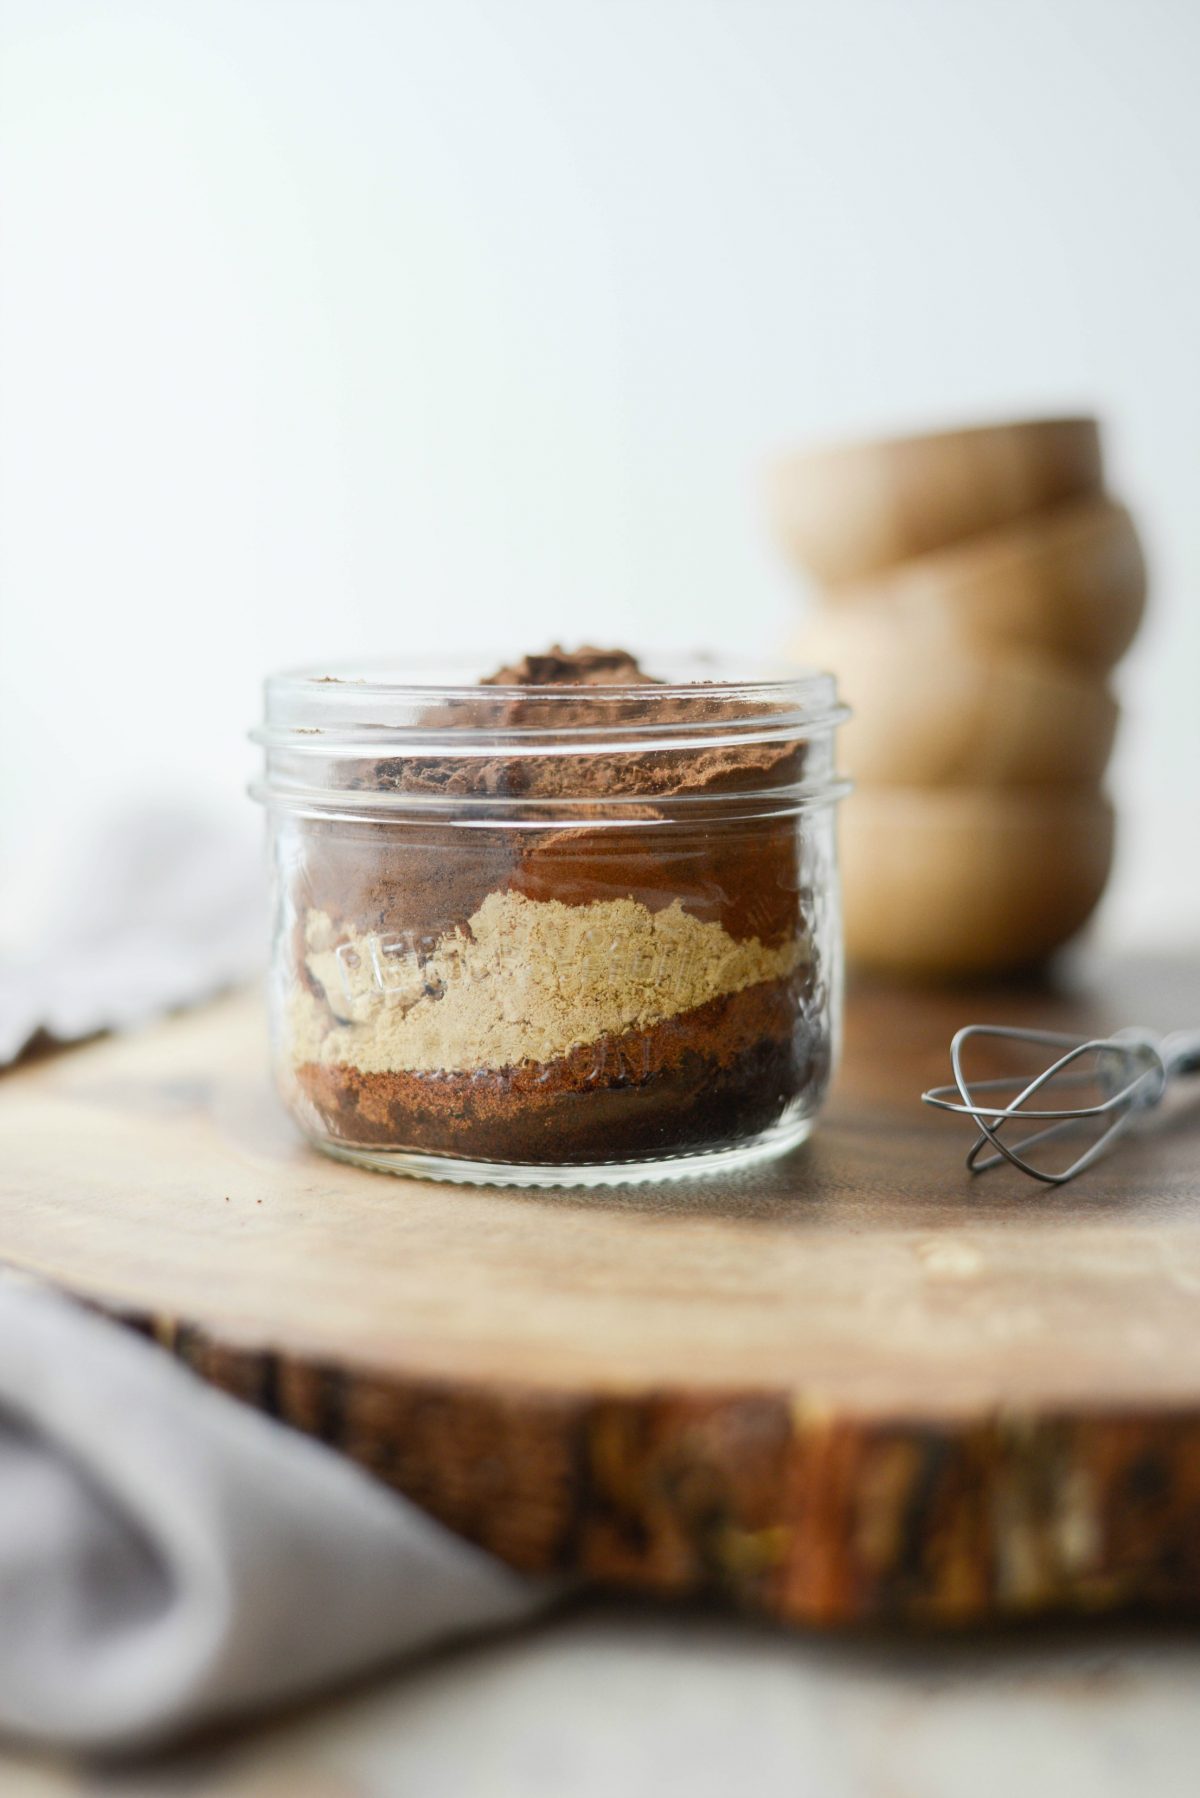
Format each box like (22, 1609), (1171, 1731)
(251, 650), (848, 1188)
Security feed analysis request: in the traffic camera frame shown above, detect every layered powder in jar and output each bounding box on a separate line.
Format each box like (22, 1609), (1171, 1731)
(281, 649), (826, 1164)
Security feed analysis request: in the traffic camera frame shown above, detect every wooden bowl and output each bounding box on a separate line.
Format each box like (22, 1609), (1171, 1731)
(769, 417), (1103, 585)
(840, 787), (1114, 977)
(791, 610), (1118, 786)
(829, 497), (1146, 672)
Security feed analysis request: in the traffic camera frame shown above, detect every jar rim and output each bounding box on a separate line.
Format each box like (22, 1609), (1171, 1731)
(251, 653), (849, 819)
(255, 654), (846, 744)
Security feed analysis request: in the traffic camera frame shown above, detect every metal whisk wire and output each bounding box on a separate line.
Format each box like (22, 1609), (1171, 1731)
(921, 1022), (1200, 1185)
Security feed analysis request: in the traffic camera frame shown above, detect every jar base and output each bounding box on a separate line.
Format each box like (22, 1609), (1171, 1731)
(303, 1111), (814, 1189)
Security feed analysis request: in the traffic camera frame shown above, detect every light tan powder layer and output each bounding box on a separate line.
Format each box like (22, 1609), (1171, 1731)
(289, 889), (803, 1076)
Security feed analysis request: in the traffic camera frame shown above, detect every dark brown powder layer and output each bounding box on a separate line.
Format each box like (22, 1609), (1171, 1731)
(295, 646), (806, 954)
(295, 811), (801, 956)
(293, 976), (824, 1166)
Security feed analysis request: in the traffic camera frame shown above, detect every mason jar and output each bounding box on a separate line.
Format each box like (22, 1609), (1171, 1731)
(251, 651), (848, 1187)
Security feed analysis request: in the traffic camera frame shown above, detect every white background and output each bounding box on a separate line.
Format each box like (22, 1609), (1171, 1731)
(1, 0), (1197, 948)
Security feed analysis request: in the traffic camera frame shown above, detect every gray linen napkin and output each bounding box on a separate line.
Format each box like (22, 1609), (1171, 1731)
(0, 804), (264, 1063)
(0, 807), (551, 1753)
(0, 1279), (549, 1754)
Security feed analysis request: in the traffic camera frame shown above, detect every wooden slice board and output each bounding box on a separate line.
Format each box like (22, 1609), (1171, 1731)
(5, 958), (1200, 1626)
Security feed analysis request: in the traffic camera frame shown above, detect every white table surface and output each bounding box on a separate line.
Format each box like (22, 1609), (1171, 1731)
(9, 1596), (1200, 1796)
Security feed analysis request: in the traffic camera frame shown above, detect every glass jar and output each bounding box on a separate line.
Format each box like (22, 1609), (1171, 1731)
(251, 652), (848, 1187)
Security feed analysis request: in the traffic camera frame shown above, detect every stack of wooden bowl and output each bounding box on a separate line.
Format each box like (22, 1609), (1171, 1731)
(770, 418), (1147, 978)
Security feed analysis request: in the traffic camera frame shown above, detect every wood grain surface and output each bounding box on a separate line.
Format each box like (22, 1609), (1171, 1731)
(5, 957), (1200, 1625)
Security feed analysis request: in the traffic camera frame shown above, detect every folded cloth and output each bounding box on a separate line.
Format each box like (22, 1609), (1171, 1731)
(0, 1279), (551, 1754)
(0, 804), (263, 1063)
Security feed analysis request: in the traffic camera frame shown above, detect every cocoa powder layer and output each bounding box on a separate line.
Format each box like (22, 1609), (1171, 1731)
(297, 646), (806, 953)
(295, 812), (801, 957)
(293, 974), (823, 1165)
(365, 646), (804, 801)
